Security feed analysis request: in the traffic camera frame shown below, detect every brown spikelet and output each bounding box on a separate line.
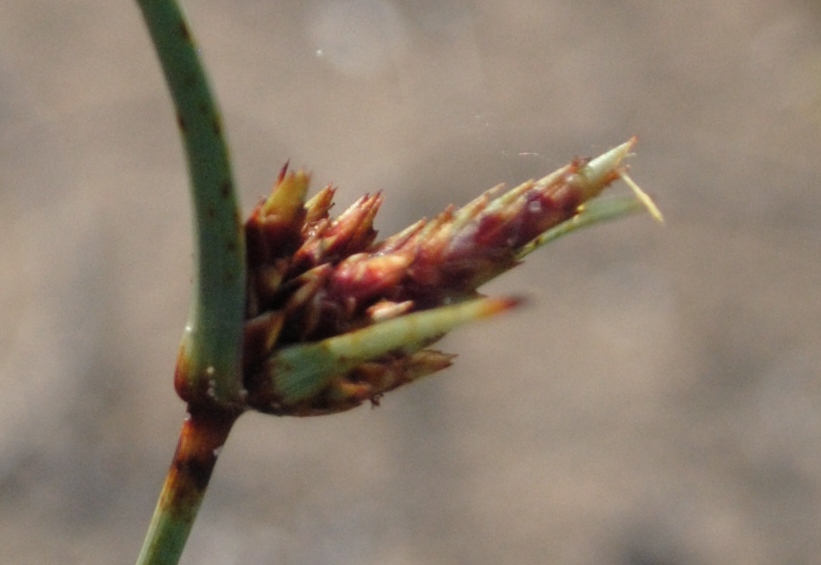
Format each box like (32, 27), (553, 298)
(240, 140), (654, 415)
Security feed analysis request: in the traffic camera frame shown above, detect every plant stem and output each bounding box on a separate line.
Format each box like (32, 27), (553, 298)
(135, 0), (247, 562)
(135, 408), (239, 565)
(136, 0), (247, 406)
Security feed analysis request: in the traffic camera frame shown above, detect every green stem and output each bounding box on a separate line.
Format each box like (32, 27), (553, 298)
(135, 1), (247, 562)
(137, 0), (246, 406)
(135, 408), (239, 565)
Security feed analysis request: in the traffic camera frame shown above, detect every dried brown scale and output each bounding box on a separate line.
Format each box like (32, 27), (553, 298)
(291, 193), (382, 271)
(327, 252), (415, 302)
(242, 311), (284, 374)
(304, 185), (336, 225)
(245, 209), (304, 268)
(376, 219), (426, 255)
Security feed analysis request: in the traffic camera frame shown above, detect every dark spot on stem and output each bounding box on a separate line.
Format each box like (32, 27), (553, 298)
(179, 21), (192, 43)
(173, 454), (215, 493)
(176, 113), (188, 133)
(212, 118), (222, 136)
(220, 180), (232, 198)
(205, 205), (217, 219)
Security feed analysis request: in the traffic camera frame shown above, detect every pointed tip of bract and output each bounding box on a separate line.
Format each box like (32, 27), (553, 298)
(262, 166), (311, 218)
(575, 138), (636, 199)
(304, 184), (336, 224)
(472, 296), (523, 317)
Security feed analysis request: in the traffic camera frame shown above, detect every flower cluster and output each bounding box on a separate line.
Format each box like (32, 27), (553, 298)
(241, 139), (653, 416)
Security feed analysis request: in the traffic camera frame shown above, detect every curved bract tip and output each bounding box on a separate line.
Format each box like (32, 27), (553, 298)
(577, 137), (636, 198)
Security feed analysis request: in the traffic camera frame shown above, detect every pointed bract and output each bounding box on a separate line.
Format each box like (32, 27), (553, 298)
(246, 298), (517, 415)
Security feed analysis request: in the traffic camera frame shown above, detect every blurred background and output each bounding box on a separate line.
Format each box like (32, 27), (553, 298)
(2, 1), (821, 563)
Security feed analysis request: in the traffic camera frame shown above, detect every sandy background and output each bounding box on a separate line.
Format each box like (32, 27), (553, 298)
(2, 1), (821, 563)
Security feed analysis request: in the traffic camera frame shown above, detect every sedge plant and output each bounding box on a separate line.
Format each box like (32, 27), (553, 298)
(134, 1), (662, 564)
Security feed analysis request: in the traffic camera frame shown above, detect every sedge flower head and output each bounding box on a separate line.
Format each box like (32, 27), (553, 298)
(241, 139), (657, 416)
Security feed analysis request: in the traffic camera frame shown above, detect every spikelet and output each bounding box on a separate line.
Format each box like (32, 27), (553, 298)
(242, 139), (657, 415)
